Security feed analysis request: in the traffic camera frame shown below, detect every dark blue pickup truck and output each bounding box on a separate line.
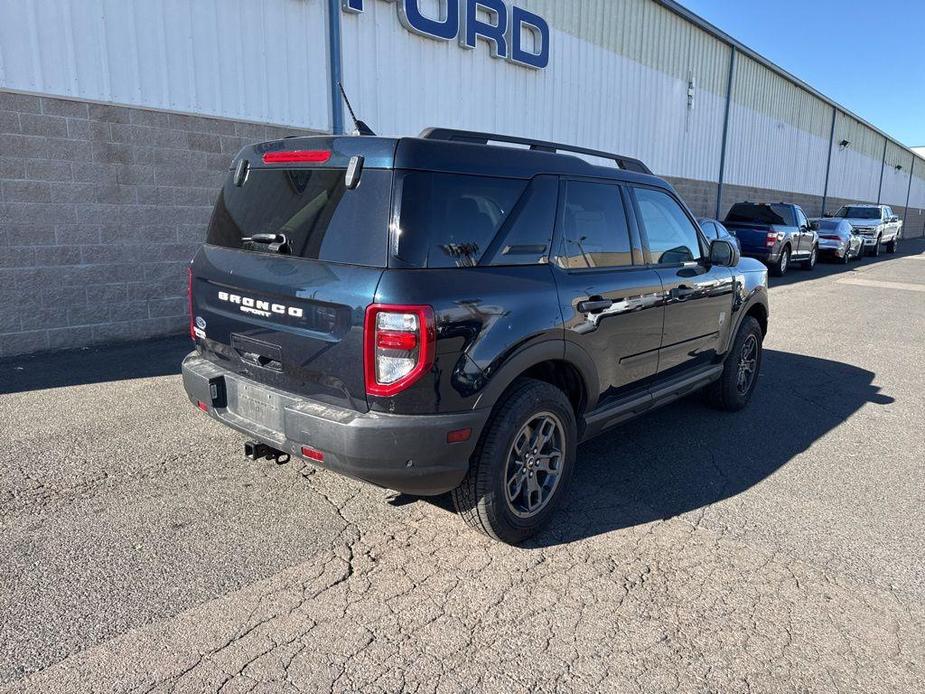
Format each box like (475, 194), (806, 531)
(723, 202), (818, 276)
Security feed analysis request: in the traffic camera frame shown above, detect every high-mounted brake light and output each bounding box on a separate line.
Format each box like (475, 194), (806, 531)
(364, 304), (435, 397)
(262, 150), (331, 164)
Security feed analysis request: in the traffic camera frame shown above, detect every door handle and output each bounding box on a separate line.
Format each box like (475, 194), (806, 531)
(671, 284), (697, 300)
(577, 297), (613, 314)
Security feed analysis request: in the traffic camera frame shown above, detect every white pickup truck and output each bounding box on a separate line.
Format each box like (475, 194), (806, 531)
(830, 204), (903, 256)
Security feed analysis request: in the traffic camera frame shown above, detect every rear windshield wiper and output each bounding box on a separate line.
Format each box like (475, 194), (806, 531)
(241, 233), (291, 254)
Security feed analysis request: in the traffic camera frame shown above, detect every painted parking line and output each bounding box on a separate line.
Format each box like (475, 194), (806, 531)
(836, 277), (925, 293)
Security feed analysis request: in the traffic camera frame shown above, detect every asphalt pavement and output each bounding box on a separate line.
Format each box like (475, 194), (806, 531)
(1, 240), (924, 693)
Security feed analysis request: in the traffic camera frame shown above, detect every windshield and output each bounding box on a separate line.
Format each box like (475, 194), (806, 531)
(206, 168), (392, 266)
(725, 203), (794, 226)
(834, 206), (881, 220)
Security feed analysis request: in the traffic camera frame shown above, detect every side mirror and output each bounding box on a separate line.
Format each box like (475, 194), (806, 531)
(709, 239), (739, 267)
(890, 215), (899, 223)
(809, 221), (820, 231)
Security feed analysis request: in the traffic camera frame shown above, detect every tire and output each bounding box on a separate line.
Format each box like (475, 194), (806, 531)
(870, 236), (881, 257)
(770, 247), (790, 277)
(841, 246), (851, 264)
(801, 244), (817, 270)
(451, 378), (577, 544)
(887, 236), (899, 253)
(704, 316), (764, 412)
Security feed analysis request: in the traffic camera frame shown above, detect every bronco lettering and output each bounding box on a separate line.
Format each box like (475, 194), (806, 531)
(217, 291), (304, 318)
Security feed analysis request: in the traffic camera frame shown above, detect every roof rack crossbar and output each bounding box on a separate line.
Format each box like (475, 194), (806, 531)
(419, 128), (652, 175)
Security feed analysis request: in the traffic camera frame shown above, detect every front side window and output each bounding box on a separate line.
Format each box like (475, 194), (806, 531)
(557, 181), (633, 269)
(634, 188), (703, 265)
(796, 208), (808, 228)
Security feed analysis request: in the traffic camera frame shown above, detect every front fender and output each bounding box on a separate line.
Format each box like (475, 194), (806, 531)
(721, 270), (769, 355)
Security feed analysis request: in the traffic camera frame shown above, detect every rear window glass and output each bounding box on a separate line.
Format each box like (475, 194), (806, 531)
(394, 172), (527, 268)
(206, 168), (391, 267)
(725, 203), (794, 227)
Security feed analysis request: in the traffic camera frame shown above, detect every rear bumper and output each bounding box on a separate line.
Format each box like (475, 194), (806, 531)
(182, 352), (488, 495)
(818, 241), (847, 256)
(740, 247), (776, 262)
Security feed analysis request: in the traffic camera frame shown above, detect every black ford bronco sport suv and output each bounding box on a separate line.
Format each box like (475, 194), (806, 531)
(183, 128), (769, 544)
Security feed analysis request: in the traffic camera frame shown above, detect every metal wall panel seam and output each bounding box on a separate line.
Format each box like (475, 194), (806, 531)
(715, 45), (736, 218)
(904, 157), (915, 220)
(821, 107), (837, 214)
(877, 138), (888, 204)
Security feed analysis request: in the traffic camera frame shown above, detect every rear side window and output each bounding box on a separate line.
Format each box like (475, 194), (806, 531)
(557, 181), (633, 269)
(481, 176), (558, 266)
(394, 172), (527, 268)
(206, 168), (391, 267)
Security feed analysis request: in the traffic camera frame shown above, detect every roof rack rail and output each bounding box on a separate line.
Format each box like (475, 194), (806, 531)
(419, 128), (653, 175)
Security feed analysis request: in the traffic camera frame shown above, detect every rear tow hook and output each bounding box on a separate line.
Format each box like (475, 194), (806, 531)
(244, 441), (290, 465)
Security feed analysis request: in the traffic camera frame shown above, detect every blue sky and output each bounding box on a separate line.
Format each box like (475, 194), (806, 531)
(680, 0), (925, 146)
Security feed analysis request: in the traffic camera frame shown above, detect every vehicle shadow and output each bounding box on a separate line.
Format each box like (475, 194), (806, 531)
(0, 335), (190, 395)
(424, 350), (893, 547)
(768, 237), (924, 289)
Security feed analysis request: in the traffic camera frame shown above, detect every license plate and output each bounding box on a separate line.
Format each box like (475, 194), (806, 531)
(235, 383), (282, 430)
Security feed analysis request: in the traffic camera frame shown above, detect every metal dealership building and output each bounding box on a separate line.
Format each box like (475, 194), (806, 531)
(1, 0), (923, 357)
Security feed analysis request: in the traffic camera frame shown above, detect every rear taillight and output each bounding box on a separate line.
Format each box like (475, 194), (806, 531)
(262, 150), (331, 164)
(821, 235), (841, 241)
(766, 231), (783, 247)
(364, 304), (435, 397)
(187, 266), (195, 341)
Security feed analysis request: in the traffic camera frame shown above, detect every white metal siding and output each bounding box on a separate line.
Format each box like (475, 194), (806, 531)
(910, 168), (925, 209)
(880, 142), (913, 208)
(826, 112), (886, 203)
(0, 0), (330, 130)
(340, 0), (730, 182)
(0, 0), (919, 204)
(723, 54), (830, 195)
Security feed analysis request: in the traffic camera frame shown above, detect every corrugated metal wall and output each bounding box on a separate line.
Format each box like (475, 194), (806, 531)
(826, 111), (887, 203)
(724, 53), (831, 196)
(341, 0), (730, 182)
(910, 167), (925, 208)
(0, 0), (921, 212)
(881, 141), (913, 208)
(0, 0), (330, 130)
